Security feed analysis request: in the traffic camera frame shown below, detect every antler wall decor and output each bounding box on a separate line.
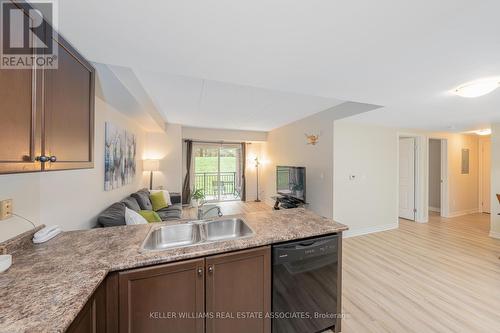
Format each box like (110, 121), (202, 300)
(305, 133), (320, 145)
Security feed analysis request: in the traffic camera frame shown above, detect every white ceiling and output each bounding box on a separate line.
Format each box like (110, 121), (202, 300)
(57, 0), (500, 131)
(133, 70), (344, 131)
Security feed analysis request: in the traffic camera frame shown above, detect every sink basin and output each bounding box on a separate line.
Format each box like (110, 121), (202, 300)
(142, 224), (202, 250)
(205, 218), (254, 241)
(141, 218), (254, 252)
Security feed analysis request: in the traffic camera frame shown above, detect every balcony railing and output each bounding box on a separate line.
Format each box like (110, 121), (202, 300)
(194, 172), (239, 199)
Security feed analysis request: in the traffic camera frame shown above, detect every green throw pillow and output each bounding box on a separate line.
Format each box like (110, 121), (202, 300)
(138, 210), (162, 223)
(150, 191), (168, 211)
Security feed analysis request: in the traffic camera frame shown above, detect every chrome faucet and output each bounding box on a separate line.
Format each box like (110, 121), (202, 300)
(197, 204), (223, 220)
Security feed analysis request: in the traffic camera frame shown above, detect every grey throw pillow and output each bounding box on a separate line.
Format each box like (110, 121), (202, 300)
(98, 202), (126, 227)
(121, 196), (141, 211)
(131, 189), (153, 210)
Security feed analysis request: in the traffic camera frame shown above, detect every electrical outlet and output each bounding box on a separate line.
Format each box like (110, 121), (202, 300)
(0, 199), (13, 220)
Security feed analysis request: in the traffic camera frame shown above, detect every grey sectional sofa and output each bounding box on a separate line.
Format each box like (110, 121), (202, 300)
(97, 189), (182, 227)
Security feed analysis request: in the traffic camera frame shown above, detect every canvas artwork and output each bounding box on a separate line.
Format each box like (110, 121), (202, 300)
(104, 122), (137, 191)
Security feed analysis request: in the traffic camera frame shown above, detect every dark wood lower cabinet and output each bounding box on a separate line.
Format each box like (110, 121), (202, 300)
(118, 258), (205, 333)
(66, 246), (271, 333)
(205, 246), (271, 333)
(66, 280), (106, 333)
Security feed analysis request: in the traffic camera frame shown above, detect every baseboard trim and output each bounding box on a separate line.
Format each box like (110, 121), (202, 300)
(447, 208), (480, 218)
(429, 206), (441, 213)
(343, 223), (399, 238)
(489, 230), (500, 239)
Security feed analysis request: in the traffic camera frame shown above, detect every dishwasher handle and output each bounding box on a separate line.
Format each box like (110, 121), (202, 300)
(273, 234), (338, 265)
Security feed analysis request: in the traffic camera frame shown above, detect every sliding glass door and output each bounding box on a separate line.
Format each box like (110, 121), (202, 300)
(192, 143), (243, 202)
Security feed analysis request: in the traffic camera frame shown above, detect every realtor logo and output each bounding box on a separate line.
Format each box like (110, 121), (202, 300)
(1, 0), (58, 69)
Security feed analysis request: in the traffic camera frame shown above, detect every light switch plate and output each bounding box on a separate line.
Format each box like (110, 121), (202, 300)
(0, 199), (13, 220)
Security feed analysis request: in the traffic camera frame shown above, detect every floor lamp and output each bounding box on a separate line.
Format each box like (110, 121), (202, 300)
(255, 157), (261, 202)
(143, 159), (160, 190)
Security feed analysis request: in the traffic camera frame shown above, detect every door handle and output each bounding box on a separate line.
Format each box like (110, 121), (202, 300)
(208, 265), (214, 274)
(197, 267), (203, 276)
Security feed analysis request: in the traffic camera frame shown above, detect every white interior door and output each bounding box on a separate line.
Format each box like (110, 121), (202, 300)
(482, 140), (491, 213)
(399, 138), (416, 220)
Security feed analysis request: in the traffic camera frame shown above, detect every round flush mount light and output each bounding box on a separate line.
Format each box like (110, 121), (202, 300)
(474, 129), (492, 136)
(452, 78), (500, 98)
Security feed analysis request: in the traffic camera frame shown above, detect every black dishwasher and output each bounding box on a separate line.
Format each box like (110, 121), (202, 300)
(272, 234), (340, 333)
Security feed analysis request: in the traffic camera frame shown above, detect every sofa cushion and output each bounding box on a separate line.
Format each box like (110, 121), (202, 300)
(157, 203), (182, 213)
(150, 191), (168, 211)
(138, 210), (162, 223)
(150, 190), (172, 205)
(157, 209), (182, 221)
(121, 196), (141, 211)
(98, 202), (126, 227)
(131, 189), (153, 210)
(124, 207), (148, 225)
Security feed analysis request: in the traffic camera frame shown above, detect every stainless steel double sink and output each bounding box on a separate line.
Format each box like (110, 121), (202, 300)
(141, 218), (254, 251)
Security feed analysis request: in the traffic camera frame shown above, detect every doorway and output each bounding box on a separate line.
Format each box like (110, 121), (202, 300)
(399, 137), (416, 221)
(428, 139), (442, 214)
(192, 143), (243, 202)
(479, 137), (491, 213)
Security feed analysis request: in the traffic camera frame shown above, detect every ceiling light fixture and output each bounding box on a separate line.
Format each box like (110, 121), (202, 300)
(474, 129), (492, 136)
(452, 78), (500, 98)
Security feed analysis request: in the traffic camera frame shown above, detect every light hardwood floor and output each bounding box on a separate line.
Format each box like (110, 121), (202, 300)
(182, 203), (500, 332)
(342, 212), (500, 333)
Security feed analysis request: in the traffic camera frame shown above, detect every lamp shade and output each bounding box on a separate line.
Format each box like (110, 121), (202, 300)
(143, 159), (160, 172)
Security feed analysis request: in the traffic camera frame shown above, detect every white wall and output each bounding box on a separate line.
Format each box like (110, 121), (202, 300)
(0, 173), (41, 241)
(261, 102), (381, 219)
(144, 124), (183, 193)
(490, 123), (500, 238)
(428, 139), (441, 210)
(0, 97), (149, 242)
(182, 126), (267, 142)
(245, 143), (265, 201)
(261, 111), (335, 218)
(333, 121), (399, 237)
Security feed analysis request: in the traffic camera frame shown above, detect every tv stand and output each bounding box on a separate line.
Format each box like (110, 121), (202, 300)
(272, 195), (307, 210)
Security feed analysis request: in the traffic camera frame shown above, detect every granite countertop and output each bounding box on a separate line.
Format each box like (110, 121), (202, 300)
(0, 208), (348, 333)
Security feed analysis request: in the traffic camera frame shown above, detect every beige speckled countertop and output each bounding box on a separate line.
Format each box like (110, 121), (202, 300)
(0, 208), (347, 333)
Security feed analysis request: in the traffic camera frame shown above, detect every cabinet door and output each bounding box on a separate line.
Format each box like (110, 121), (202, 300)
(66, 279), (106, 333)
(43, 37), (94, 171)
(119, 258), (205, 333)
(206, 246), (271, 333)
(0, 67), (42, 174)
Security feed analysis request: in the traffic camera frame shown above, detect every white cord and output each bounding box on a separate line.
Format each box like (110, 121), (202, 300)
(12, 213), (37, 229)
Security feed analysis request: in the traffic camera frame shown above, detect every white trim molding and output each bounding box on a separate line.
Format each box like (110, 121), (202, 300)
(343, 223), (399, 238)
(429, 206), (441, 213)
(489, 230), (500, 239)
(447, 208), (481, 218)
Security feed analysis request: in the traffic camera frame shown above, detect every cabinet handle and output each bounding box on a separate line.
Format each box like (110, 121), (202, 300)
(208, 265), (214, 274)
(197, 267), (203, 276)
(35, 155), (49, 163)
(35, 156), (57, 163)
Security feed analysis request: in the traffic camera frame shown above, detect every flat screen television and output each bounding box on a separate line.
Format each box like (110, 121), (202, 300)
(276, 166), (306, 202)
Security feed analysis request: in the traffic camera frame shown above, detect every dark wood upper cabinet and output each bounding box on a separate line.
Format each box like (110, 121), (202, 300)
(118, 258), (205, 333)
(0, 67), (42, 174)
(0, 1), (94, 174)
(205, 246), (271, 333)
(43, 37), (95, 171)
